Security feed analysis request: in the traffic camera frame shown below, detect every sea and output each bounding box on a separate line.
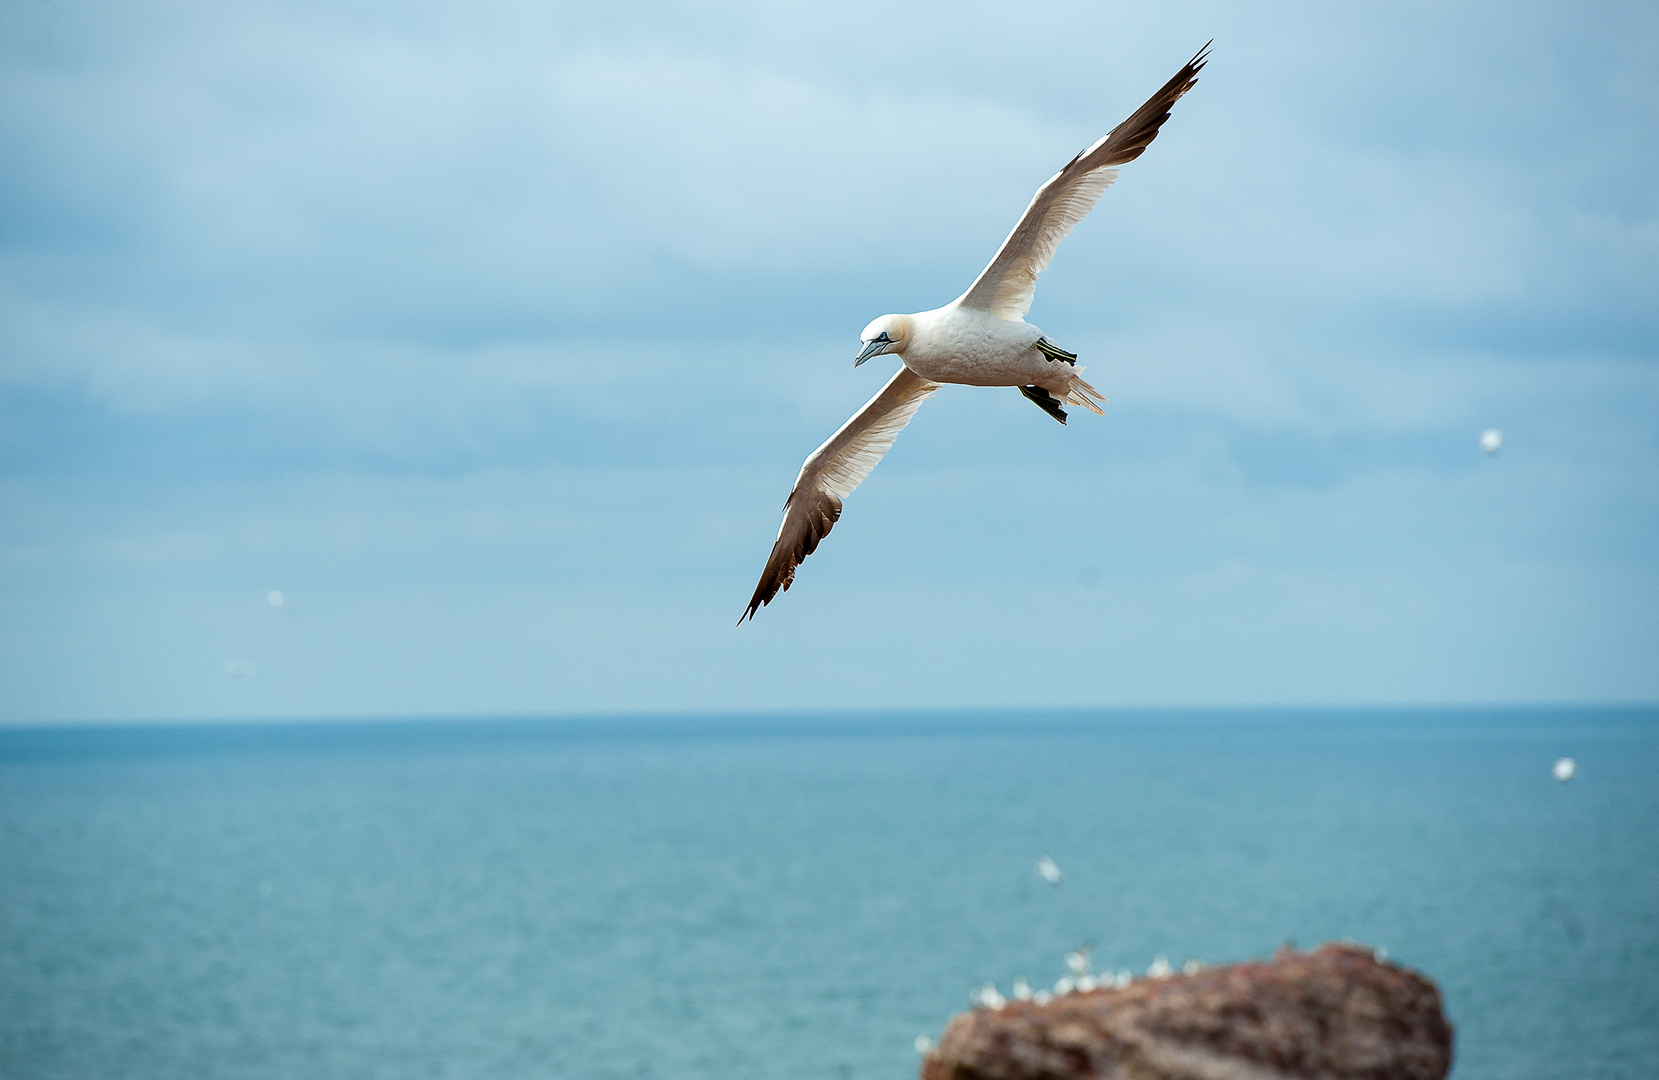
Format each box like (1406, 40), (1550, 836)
(1, 708), (1655, 1080)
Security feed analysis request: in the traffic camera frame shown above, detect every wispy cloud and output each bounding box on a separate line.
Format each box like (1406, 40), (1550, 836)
(1, 0), (1655, 719)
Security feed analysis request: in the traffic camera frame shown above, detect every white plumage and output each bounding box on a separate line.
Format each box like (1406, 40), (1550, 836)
(742, 45), (1209, 621)
(959, 166), (1120, 321)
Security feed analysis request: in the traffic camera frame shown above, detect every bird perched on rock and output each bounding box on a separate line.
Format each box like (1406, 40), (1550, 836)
(742, 45), (1210, 621)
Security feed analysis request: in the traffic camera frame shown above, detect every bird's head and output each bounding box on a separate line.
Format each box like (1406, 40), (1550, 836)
(855, 315), (911, 366)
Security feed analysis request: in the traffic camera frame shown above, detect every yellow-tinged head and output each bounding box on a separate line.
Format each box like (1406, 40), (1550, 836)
(855, 314), (912, 366)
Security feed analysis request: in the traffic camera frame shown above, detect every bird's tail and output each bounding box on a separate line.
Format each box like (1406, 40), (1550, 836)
(1064, 370), (1105, 415)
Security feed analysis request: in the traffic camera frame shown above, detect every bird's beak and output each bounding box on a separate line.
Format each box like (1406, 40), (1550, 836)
(854, 339), (888, 366)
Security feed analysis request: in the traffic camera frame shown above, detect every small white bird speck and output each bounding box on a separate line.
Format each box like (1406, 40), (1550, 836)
(1012, 977), (1033, 1001)
(914, 1035), (934, 1054)
(1147, 955), (1173, 978)
(1553, 757), (1576, 783)
(1066, 944), (1092, 975)
(266, 589), (285, 607)
(1054, 976), (1076, 995)
(1182, 959), (1203, 976)
(1033, 990), (1053, 1005)
(1036, 854), (1062, 886)
(1480, 428), (1503, 455)
(971, 983), (1006, 1010)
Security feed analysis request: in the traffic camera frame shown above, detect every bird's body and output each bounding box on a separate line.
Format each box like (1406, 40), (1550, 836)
(741, 45), (1210, 621)
(889, 306), (1046, 387)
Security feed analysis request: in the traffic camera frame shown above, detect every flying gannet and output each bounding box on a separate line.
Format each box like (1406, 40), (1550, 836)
(742, 45), (1209, 622)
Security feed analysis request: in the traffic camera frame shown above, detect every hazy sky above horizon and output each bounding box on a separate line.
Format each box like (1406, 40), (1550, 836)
(2, 0), (1655, 722)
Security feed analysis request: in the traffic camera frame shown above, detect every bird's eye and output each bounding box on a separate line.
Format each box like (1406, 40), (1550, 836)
(875, 332), (891, 343)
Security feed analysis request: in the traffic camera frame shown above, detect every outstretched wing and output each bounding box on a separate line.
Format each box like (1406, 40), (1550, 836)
(741, 366), (940, 622)
(957, 43), (1209, 320)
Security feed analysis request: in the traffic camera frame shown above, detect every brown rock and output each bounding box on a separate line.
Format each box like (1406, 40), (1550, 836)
(921, 943), (1452, 1080)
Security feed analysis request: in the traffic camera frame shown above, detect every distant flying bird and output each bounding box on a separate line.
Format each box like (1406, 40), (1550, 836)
(741, 45), (1210, 621)
(1036, 854), (1063, 886)
(1553, 757), (1576, 783)
(1480, 428), (1503, 455)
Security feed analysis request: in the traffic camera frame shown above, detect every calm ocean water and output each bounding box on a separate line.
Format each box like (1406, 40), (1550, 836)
(1, 708), (1655, 1079)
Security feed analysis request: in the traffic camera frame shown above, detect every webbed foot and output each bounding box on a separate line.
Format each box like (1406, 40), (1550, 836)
(1019, 385), (1068, 424)
(1035, 337), (1078, 364)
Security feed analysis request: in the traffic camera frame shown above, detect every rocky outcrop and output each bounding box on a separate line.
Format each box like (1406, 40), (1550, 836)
(921, 943), (1452, 1080)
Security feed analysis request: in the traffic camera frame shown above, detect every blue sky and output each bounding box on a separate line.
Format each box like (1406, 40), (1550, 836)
(1, 0), (1655, 722)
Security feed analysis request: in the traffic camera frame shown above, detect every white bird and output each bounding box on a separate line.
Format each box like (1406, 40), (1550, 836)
(1480, 428), (1503, 455)
(741, 46), (1209, 620)
(1036, 853), (1063, 886)
(1553, 757), (1576, 783)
